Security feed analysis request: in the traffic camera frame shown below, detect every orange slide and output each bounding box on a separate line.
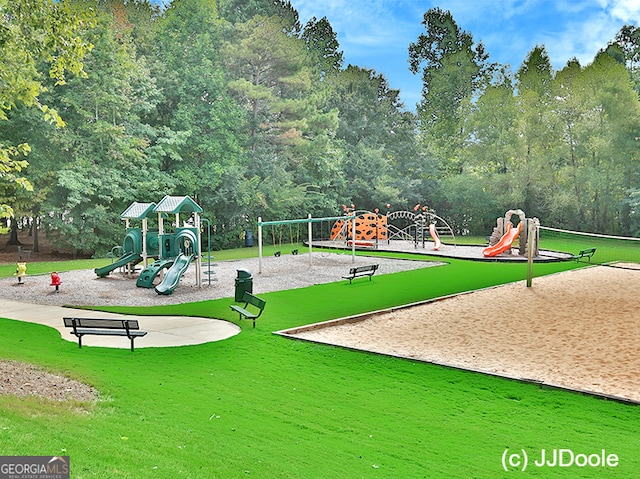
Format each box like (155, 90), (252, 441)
(429, 223), (441, 250)
(482, 222), (522, 257)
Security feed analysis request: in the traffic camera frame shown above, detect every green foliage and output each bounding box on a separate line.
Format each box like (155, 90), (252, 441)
(301, 16), (343, 76)
(0, 0), (93, 233)
(409, 7), (491, 166)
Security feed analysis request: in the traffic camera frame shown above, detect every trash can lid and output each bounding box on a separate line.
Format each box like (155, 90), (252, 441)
(236, 269), (252, 279)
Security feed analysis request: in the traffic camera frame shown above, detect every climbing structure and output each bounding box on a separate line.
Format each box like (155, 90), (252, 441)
(95, 195), (203, 295)
(483, 209), (539, 257)
(329, 206), (454, 249)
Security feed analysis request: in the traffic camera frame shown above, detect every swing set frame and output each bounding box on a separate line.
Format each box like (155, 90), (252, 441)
(257, 214), (357, 274)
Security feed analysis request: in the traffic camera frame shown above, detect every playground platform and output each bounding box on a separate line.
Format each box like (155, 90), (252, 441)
(311, 240), (574, 262)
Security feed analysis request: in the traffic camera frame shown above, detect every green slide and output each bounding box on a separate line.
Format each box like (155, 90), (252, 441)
(154, 254), (193, 295)
(136, 258), (175, 288)
(94, 252), (142, 277)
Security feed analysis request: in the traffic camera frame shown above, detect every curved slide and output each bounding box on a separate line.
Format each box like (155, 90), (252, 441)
(482, 222), (522, 257)
(136, 258), (175, 288)
(155, 254), (193, 295)
(428, 223), (441, 250)
(95, 252), (142, 278)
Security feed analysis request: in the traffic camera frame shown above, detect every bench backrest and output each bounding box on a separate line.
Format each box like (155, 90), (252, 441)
(350, 265), (378, 274)
(63, 317), (140, 330)
(241, 292), (266, 310)
(580, 248), (596, 254)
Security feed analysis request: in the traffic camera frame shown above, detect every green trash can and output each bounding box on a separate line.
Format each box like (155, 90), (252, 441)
(235, 269), (253, 302)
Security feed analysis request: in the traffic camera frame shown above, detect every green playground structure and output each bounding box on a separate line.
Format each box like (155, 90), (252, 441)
(95, 196), (204, 296)
(136, 258), (174, 288)
(155, 253), (193, 295)
(95, 251), (143, 278)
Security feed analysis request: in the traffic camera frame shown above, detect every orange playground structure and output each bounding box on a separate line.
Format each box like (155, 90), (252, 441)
(329, 206), (453, 250)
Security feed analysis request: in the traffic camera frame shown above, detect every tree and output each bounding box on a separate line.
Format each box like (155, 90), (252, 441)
(223, 14), (340, 220)
(218, 0), (300, 33)
(0, 0), (93, 234)
(409, 7), (491, 169)
(301, 16), (343, 78)
(0, 1), (174, 254)
(612, 25), (640, 93)
(323, 65), (418, 210)
(153, 0), (247, 234)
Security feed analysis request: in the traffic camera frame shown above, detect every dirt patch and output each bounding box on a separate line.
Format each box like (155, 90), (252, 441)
(0, 360), (99, 403)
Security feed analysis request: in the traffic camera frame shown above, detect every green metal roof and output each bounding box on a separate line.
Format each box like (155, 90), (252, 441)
(120, 202), (157, 220)
(153, 195), (203, 214)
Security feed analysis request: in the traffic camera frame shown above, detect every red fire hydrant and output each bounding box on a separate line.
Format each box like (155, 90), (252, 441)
(50, 272), (62, 293)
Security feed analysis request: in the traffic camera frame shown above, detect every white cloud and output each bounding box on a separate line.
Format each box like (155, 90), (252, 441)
(607, 0), (640, 23)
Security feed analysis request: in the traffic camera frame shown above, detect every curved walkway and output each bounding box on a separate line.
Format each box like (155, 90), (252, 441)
(0, 298), (241, 349)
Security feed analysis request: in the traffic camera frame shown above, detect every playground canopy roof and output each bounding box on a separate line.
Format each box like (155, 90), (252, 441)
(154, 195), (203, 215)
(120, 202), (156, 220)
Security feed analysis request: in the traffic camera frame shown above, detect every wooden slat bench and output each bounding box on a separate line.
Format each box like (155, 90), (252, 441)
(230, 292), (267, 328)
(342, 264), (379, 284)
(63, 317), (147, 351)
(574, 248), (596, 262)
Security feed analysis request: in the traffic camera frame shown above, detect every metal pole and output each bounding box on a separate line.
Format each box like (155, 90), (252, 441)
(308, 214), (313, 269)
(258, 217), (263, 274)
(195, 213), (201, 288)
(351, 215), (356, 262)
(142, 217), (148, 266)
(527, 218), (536, 287)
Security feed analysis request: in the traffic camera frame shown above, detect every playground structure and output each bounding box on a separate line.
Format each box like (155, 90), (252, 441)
(95, 196), (203, 295)
(257, 214), (357, 274)
(329, 206), (454, 250)
(483, 209), (539, 258)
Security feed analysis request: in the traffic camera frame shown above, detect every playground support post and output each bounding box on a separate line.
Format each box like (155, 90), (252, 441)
(195, 213), (202, 288)
(526, 218), (539, 287)
(308, 214), (312, 269)
(258, 217), (263, 273)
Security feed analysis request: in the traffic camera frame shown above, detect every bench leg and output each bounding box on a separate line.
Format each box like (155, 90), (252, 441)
(130, 337), (135, 352)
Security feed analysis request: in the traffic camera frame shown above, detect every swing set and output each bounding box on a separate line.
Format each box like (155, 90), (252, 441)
(269, 222), (303, 256)
(257, 214), (357, 274)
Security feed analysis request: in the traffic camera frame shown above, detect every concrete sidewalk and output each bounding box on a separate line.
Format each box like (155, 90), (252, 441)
(0, 299), (241, 349)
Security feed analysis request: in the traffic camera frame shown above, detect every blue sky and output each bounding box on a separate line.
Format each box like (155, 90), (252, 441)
(288, 0), (640, 109)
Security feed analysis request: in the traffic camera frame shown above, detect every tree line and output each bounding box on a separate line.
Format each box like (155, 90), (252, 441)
(2, 0), (640, 255)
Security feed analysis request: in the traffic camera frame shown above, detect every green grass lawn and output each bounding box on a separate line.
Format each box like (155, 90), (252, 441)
(0, 247), (638, 478)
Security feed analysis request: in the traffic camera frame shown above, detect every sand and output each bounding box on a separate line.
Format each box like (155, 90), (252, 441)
(286, 264), (640, 403)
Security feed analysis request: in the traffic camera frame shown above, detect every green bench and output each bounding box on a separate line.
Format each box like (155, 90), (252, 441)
(342, 264), (379, 284)
(63, 317), (147, 351)
(230, 292), (267, 328)
(574, 248), (596, 262)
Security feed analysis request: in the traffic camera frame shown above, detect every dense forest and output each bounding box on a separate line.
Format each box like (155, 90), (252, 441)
(2, 0), (640, 254)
